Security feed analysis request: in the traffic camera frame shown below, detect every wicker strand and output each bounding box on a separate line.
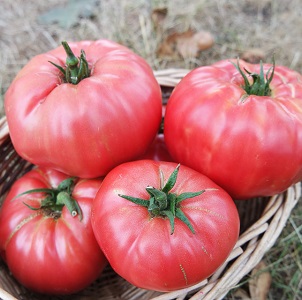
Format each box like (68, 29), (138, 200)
(0, 287), (17, 300)
(151, 279), (208, 300)
(208, 247), (244, 283)
(199, 241), (259, 300)
(0, 117), (8, 145)
(153, 69), (190, 87)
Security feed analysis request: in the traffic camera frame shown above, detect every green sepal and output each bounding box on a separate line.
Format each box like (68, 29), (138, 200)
(22, 202), (41, 211)
(22, 194), (64, 212)
(175, 208), (195, 234)
(48, 61), (66, 76)
(77, 50), (90, 81)
(15, 177), (82, 220)
(231, 56), (275, 97)
(167, 193), (176, 217)
(233, 59), (250, 92)
(162, 210), (175, 234)
(119, 164), (203, 234)
(14, 188), (55, 197)
(176, 190), (205, 204)
(148, 197), (160, 216)
(146, 186), (168, 209)
(23, 200), (64, 213)
(49, 41), (91, 85)
(162, 164), (180, 193)
(118, 194), (149, 207)
(57, 177), (76, 192)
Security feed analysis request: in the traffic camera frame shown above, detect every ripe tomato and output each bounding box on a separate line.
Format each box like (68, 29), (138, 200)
(0, 167), (107, 295)
(164, 59), (302, 199)
(5, 40), (162, 178)
(138, 133), (174, 162)
(91, 160), (239, 292)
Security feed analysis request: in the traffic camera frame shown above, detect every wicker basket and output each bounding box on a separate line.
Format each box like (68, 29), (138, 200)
(0, 69), (301, 300)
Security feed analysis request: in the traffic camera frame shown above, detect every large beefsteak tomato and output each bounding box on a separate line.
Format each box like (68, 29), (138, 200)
(0, 167), (107, 295)
(164, 59), (302, 199)
(91, 160), (239, 292)
(4, 40), (162, 178)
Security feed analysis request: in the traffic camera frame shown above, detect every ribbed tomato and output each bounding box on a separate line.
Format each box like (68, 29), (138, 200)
(91, 160), (239, 291)
(5, 40), (162, 178)
(164, 59), (302, 199)
(0, 167), (107, 295)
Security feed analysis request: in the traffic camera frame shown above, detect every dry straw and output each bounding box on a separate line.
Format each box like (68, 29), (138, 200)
(0, 70), (301, 300)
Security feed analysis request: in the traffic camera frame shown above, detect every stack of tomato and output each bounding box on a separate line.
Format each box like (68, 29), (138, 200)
(1, 39), (302, 296)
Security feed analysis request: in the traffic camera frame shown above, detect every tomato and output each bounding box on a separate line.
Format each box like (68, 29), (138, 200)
(4, 40), (162, 178)
(0, 167), (107, 295)
(164, 58), (302, 199)
(91, 160), (239, 292)
(138, 133), (174, 162)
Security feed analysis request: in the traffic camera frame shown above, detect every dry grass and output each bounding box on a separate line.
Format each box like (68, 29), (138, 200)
(1, 0), (302, 113)
(0, 0), (302, 299)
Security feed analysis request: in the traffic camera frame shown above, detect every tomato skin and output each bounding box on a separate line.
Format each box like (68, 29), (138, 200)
(138, 133), (174, 162)
(5, 40), (162, 178)
(164, 59), (302, 199)
(0, 167), (107, 295)
(91, 160), (239, 292)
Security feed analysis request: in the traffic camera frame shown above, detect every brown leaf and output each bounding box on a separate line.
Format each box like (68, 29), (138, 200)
(157, 29), (214, 59)
(156, 30), (183, 58)
(241, 48), (266, 64)
(249, 261), (272, 300)
(151, 7), (168, 28)
(157, 38), (177, 58)
(177, 30), (214, 58)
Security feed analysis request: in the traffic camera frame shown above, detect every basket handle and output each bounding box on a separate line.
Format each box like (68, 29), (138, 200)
(0, 116), (9, 145)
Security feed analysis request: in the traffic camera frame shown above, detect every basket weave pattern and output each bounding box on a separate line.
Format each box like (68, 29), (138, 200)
(0, 69), (301, 300)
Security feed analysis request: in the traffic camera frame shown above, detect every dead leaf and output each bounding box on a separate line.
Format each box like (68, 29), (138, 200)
(157, 29), (214, 59)
(177, 30), (214, 58)
(157, 39), (176, 58)
(249, 261), (272, 300)
(241, 48), (266, 64)
(156, 30), (184, 58)
(151, 7), (168, 28)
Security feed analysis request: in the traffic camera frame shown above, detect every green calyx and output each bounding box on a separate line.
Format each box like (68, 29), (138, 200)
(49, 41), (90, 84)
(118, 164), (205, 235)
(232, 57), (275, 96)
(19, 177), (82, 220)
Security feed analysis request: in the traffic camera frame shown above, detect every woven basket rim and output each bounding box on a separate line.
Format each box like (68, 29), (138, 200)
(0, 68), (301, 300)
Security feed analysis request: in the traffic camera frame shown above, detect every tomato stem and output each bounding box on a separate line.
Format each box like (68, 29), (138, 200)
(49, 41), (90, 85)
(118, 164), (205, 234)
(232, 57), (275, 96)
(18, 177), (82, 220)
